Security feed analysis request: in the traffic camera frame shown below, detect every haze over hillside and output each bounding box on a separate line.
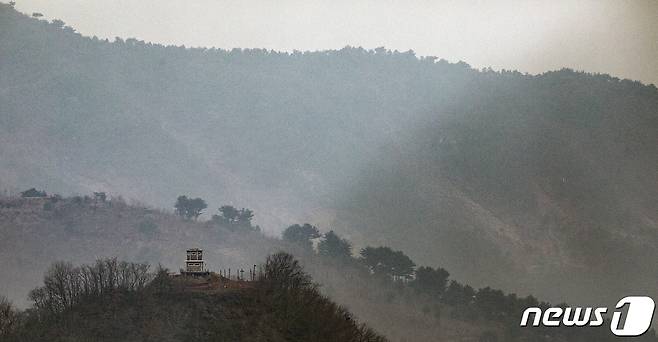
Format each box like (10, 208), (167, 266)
(3, 195), (651, 342)
(1, 3), (657, 311)
(10, 0), (658, 85)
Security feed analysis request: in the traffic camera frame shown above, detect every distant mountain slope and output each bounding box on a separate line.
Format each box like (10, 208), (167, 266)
(331, 69), (658, 303)
(0, 3), (475, 225)
(0, 195), (478, 341)
(2, 195), (657, 341)
(1, 3), (657, 308)
(0, 196), (509, 342)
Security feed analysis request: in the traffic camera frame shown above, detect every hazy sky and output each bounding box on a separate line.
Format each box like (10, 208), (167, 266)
(9, 0), (658, 85)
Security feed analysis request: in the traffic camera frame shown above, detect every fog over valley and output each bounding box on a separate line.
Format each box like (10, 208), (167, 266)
(0, 2), (657, 341)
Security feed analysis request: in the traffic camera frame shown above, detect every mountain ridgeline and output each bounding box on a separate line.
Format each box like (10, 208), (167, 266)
(1, 3), (658, 313)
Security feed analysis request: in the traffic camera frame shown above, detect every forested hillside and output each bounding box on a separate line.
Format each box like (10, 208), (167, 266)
(1, 3), (657, 310)
(0, 194), (521, 341)
(4, 196), (657, 341)
(0, 254), (386, 342)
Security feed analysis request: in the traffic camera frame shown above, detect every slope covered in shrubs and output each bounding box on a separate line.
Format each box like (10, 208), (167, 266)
(2, 255), (385, 342)
(3, 194), (657, 341)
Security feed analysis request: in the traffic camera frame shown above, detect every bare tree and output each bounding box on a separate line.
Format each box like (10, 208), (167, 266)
(29, 259), (153, 314)
(0, 295), (17, 337)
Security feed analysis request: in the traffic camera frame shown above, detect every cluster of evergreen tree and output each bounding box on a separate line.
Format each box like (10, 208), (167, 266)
(212, 205), (258, 232)
(174, 195), (260, 231)
(173, 195), (207, 220)
(280, 223), (658, 342)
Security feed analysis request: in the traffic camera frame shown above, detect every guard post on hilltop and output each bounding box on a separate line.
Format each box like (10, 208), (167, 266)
(183, 248), (210, 276)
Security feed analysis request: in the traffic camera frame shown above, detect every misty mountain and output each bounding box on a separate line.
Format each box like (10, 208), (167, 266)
(1, 3), (657, 308)
(3, 195), (649, 342)
(331, 68), (658, 303)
